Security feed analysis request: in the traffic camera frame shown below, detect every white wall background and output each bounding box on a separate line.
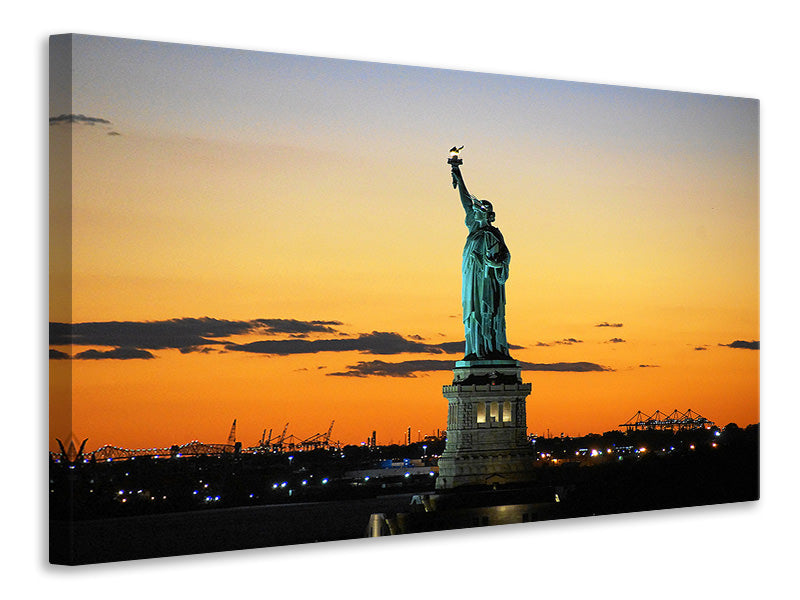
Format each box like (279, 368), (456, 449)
(4, 1), (796, 597)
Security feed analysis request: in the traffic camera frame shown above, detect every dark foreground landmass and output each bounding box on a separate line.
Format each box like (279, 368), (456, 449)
(50, 424), (758, 565)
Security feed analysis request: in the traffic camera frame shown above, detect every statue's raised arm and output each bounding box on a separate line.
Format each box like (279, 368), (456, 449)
(448, 147), (479, 229)
(451, 164), (475, 216)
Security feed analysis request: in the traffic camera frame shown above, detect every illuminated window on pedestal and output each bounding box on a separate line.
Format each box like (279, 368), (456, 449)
(476, 402), (486, 423)
(503, 401), (512, 422)
(490, 402), (499, 422)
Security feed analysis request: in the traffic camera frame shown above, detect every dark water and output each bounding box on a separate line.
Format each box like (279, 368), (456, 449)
(51, 493), (416, 565)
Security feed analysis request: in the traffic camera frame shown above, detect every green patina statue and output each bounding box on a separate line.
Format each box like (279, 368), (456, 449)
(449, 149), (512, 361)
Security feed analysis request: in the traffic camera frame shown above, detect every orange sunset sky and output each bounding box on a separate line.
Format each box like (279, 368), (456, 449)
(49, 34), (759, 452)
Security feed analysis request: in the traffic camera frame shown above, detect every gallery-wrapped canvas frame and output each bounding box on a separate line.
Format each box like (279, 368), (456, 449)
(49, 34), (759, 565)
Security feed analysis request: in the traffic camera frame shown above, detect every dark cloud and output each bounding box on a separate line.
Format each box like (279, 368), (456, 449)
(519, 361), (613, 372)
(227, 331), (454, 356)
(554, 338), (583, 345)
(328, 358), (613, 377)
(694, 346), (708, 351)
(606, 338), (626, 344)
(74, 347), (155, 360)
(51, 317), (540, 362)
(328, 360), (453, 378)
(51, 318), (245, 350)
(49, 348), (70, 360)
(719, 340), (759, 350)
(595, 322), (623, 328)
(178, 346), (216, 354)
(253, 318), (343, 335)
(49, 317), (344, 352)
(436, 341), (465, 354)
(639, 364), (660, 368)
(49, 113), (111, 126)
(535, 341), (550, 347)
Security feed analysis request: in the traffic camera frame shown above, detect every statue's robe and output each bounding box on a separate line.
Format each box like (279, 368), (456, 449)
(462, 216), (510, 359)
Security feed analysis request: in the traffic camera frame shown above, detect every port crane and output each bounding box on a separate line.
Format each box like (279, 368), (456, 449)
(272, 422), (289, 452)
(619, 409), (714, 432)
(258, 428), (273, 449)
(299, 420), (335, 450)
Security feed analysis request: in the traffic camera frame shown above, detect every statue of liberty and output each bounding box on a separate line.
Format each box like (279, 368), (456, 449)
(448, 148), (511, 360)
(438, 149), (533, 490)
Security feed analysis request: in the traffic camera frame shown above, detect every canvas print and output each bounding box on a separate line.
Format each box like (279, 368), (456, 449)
(49, 34), (759, 565)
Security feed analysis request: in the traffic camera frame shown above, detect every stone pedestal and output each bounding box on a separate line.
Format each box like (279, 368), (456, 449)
(436, 360), (535, 489)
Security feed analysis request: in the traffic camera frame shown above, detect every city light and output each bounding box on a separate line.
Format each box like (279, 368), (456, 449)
(49, 406), (754, 554)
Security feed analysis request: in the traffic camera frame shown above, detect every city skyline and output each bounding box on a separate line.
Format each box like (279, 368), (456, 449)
(50, 34), (759, 451)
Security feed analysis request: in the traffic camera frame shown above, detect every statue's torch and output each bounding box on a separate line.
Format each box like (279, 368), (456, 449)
(448, 145), (464, 167)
